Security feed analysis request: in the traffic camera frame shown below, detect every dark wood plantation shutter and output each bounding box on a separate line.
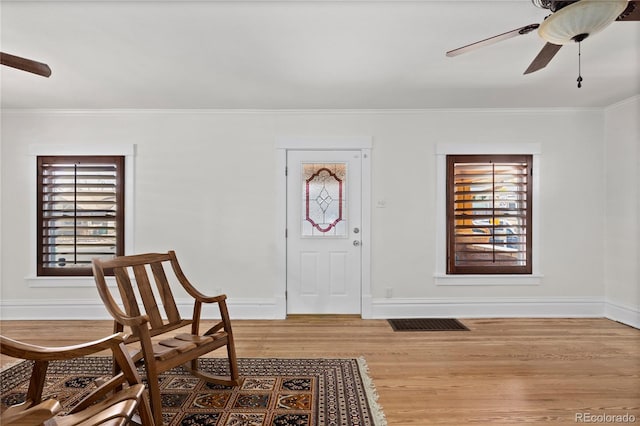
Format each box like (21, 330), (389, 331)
(37, 156), (124, 276)
(447, 155), (532, 274)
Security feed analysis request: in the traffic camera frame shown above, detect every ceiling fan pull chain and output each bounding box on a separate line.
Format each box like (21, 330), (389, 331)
(577, 42), (583, 88)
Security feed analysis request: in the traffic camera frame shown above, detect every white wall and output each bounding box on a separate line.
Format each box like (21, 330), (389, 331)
(0, 107), (623, 321)
(604, 96), (640, 328)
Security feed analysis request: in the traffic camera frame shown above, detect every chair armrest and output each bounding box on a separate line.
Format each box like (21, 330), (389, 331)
(168, 250), (228, 304)
(0, 399), (62, 425)
(94, 289), (151, 328)
(178, 280), (228, 304)
(0, 333), (128, 362)
(112, 311), (152, 328)
(197, 294), (227, 304)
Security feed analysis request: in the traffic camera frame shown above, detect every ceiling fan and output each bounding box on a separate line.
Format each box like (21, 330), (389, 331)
(0, 52), (51, 77)
(446, 0), (639, 78)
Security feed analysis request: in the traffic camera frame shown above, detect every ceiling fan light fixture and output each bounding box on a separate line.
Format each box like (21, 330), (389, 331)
(538, 0), (628, 44)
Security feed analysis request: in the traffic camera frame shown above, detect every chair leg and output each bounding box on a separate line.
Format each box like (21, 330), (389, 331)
(226, 343), (240, 384)
(145, 368), (163, 423)
(136, 390), (154, 426)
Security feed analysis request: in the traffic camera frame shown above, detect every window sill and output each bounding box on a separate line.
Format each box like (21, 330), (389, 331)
(26, 276), (113, 288)
(434, 274), (543, 286)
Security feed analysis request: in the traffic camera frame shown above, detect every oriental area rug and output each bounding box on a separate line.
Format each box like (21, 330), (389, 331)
(1, 357), (386, 426)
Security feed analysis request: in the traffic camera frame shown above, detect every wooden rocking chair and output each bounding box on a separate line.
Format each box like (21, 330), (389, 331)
(91, 251), (240, 422)
(0, 333), (154, 426)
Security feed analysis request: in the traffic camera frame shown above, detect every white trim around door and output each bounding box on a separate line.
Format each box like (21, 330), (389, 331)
(275, 137), (372, 318)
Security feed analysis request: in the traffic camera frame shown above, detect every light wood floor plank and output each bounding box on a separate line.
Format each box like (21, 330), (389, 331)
(1, 317), (638, 425)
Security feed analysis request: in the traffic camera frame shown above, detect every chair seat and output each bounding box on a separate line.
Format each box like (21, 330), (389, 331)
(153, 333), (221, 361)
(150, 343), (180, 360)
(175, 333), (218, 344)
(126, 334), (221, 362)
(158, 338), (198, 353)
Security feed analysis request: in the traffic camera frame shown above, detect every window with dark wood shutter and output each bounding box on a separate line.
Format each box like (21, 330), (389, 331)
(37, 156), (124, 276)
(447, 155), (532, 274)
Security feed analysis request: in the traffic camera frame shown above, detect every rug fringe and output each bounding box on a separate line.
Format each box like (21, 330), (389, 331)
(0, 359), (27, 372)
(357, 357), (388, 426)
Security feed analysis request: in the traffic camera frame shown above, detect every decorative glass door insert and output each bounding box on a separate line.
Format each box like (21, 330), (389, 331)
(301, 163), (347, 237)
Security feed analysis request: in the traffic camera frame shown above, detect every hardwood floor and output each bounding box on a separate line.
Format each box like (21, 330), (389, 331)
(1, 317), (639, 425)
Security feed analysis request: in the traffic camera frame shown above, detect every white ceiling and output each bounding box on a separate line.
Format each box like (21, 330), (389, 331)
(1, 0), (638, 109)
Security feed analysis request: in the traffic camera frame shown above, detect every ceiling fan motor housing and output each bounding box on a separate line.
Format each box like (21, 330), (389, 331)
(532, 0), (580, 12)
(551, 1), (580, 12)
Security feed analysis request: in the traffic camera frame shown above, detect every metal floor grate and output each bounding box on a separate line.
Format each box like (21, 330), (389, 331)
(388, 318), (469, 331)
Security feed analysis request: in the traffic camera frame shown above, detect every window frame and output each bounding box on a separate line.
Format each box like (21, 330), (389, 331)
(446, 154), (532, 275)
(27, 144), (135, 287)
(36, 155), (125, 276)
(434, 143), (542, 286)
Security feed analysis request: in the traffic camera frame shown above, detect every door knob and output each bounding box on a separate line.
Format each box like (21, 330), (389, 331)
(353, 240), (361, 247)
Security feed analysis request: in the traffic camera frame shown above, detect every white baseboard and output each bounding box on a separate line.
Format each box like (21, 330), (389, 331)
(604, 301), (640, 329)
(368, 297), (606, 319)
(0, 297), (285, 321)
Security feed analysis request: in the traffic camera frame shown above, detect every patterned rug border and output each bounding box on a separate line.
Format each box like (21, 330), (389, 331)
(1, 356), (387, 426)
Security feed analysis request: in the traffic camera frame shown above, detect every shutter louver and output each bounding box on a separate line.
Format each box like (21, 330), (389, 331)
(447, 155), (532, 274)
(37, 156), (124, 276)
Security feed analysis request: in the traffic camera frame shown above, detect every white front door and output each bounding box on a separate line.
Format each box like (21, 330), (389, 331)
(286, 150), (362, 314)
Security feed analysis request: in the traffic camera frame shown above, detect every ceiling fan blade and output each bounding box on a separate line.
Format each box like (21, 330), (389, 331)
(617, 0), (640, 20)
(446, 24), (540, 57)
(0, 52), (51, 77)
(524, 42), (562, 75)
